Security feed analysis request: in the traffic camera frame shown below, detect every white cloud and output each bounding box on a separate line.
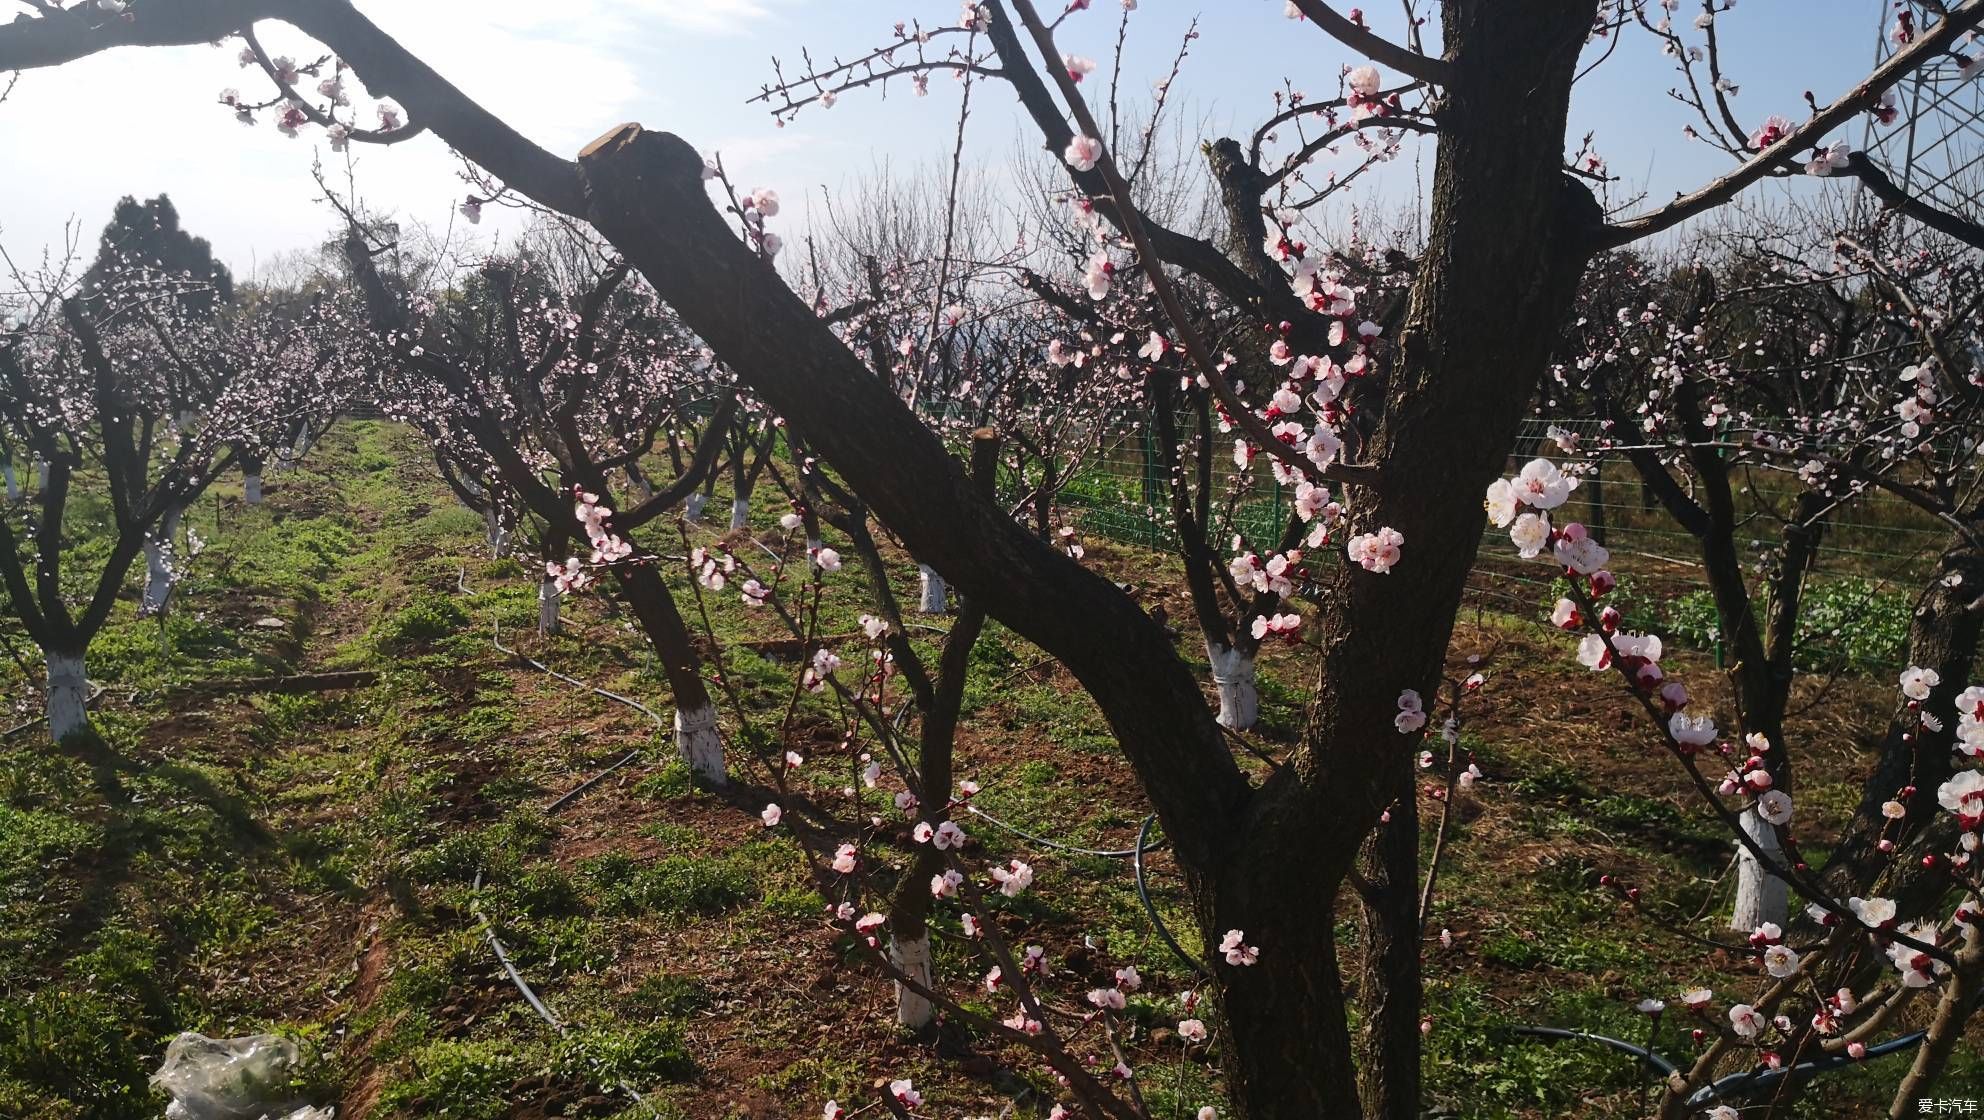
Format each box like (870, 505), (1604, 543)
(642, 0), (781, 35)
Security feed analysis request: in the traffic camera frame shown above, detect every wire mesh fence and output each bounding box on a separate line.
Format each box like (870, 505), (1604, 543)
(1051, 417), (1950, 674)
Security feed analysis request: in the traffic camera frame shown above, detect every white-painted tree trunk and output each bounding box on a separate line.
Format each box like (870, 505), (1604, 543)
(1730, 812), (1790, 931)
(35, 458), (49, 491)
(174, 408), (197, 434)
(538, 577), (561, 636)
(3, 463), (18, 503)
(45, 650), (88, 742)
(684, 491), (709, 524)
(142, 507), (183, 614)
(627, 471), (652, 503)
(483, 508), (511, 558)
(889, 930), (937, 1028)
(674, 702), (726, 785)
(243, 468), (263, 505)
(728, 497), (750, 531)
(1207, 641), (1260, 731)
(916, 565), (948, 614)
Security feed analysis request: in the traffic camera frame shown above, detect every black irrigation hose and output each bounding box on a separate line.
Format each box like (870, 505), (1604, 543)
(1685, 987), (1984, 1106)
(1135, 815), (1211, 979)
(966, 802), (1210, 977)
(1509, 1025), (1680, 1078)
(964, 803), (1146, 858)
(469, 866), (567, 1032)
(1515, 986), (1984, 1107)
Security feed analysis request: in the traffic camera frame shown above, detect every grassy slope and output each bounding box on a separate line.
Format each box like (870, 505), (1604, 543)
(0, 421), (1976, 1119)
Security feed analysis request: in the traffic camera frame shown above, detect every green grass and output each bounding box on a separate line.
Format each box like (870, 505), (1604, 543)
(0, 418), (1965, 1120)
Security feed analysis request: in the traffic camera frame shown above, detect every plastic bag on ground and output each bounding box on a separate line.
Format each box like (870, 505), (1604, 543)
(150, 1031), (327, 1120)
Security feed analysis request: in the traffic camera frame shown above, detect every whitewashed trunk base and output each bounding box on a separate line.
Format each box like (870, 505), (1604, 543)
(1730, 811), (1790, 932)
(1207, 642), (1260, 731)
(3, 464), (18, 503)
(917, 565), (948, 614)
(684, 492), (709, 524)
(538, 578), (561, 636)
(36, 458), (49, 491)
(142, 508), (183, 614)
(728, 497), (750, 532)
(484, 509), (510, 558)
(675, 702), (726, 786)
(46, 651), (88, 742)
(244, 470), (263, 505)
(890, 931), (936, 1029)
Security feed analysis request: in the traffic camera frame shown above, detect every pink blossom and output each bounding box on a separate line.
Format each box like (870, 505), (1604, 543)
(932, 868), (964, 898)
(1064, 134), (1104, 172)
(1346, 527), (1404, 573)
(991, 859), (1034, 896)
(1748, 114), (1794, 150)
(1219, 929), (1259, 966)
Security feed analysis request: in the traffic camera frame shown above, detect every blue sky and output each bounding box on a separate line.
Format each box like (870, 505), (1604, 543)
(0, 0), (1906, 279)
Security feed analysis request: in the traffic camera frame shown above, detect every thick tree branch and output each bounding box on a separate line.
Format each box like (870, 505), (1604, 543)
(575, 123), (1252, 872)
(1006, 0), (1380, 492)
(977, 1), (1306, 328)
(0, 0), (588, 216)
(1600, 0), (1984, 248)
(1844, 151), (1984, 250)
(1286, 0), (1455, 85)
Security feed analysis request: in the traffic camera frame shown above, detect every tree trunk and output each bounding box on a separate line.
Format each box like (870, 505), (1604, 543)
(1730, 810), (1789, 931)
(684, 490), (709, 524)
(728, 495), (750, 531)
(45, 648), (88, 742)
(484, 507), (510, 557)
(1824, 539), (1980, 896)
(673, 700), (724, 785)
(1887, 923), (1983, 1117)
(1356, 774), (1422, 1120)
(1235, 6), (1598, 1112)
(1208, 852), (1364, 1117)
(612, 563), (723, 785)
(243, 466), (263, 505)
(35, 457), (48, 491)
(142, 505), (183, 614)
(1206, 639), (1259, 732)
(538, 575), (561, 636)
(575, 21), (1602, 1091)
(3, 463), (18, 503)
(888, 929), (937, 1029)
(883, 595), (985, 1030)
(916, 563), (948, 615)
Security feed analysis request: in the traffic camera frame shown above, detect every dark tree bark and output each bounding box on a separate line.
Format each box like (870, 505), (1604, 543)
(1824, 536), (1981, 893)
(14, 0), (1976, 1112)
(1356, 780), (1423, 1120)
